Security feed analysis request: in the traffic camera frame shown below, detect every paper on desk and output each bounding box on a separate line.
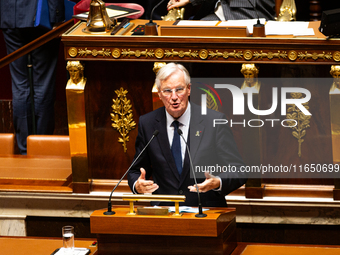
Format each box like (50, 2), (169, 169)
(218, 19), (266, 34)
(169, 206), (209, 213)
(265, 21), (314, 36)
(53, 247), (90, 255)
(176, 20), (219, 26)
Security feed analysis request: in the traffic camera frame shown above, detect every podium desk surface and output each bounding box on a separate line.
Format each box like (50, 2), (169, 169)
(91, 206), (235, 237)
(62, 20), (340, 65)
(0, 237), (97, 255)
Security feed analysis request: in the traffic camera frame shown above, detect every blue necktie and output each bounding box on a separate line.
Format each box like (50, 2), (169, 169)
(171, 121), (182, 175)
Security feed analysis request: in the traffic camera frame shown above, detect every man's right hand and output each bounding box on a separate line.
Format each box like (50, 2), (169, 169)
(167, 0), (190, 10)
(135, 168), (159, 194)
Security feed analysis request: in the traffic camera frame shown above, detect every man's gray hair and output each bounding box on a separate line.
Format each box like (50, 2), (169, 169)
(155, 63), (191, 90)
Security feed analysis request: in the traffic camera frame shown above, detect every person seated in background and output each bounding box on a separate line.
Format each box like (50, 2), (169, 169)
(167, 0), (276, 21)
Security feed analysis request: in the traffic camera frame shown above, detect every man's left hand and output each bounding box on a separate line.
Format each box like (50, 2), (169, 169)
(188, 172), (220, 193)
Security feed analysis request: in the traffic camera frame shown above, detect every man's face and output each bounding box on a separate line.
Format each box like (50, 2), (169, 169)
(158, 70), (191, 119)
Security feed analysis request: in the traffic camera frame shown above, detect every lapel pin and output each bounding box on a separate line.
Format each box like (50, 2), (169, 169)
(195, 131), (200, 136)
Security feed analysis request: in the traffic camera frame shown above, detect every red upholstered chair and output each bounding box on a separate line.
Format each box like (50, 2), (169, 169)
(0, 133), (15, 155)
(27, 135), (71, 157)
(74, 0), (144, 20)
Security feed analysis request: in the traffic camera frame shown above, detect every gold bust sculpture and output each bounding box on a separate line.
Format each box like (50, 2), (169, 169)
(240, 64), (260, 91)
(330, 65), (340, 94)
(66, 61), (86, 89)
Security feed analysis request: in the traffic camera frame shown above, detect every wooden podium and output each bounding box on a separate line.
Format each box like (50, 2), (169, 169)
(91, 206), (237, 255)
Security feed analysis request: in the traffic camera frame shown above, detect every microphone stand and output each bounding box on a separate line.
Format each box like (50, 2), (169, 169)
(178, 129), (207, 218)
(145, 0), (167, 35)
(104, 130), (159, 215)
(247, 0), (265, 37)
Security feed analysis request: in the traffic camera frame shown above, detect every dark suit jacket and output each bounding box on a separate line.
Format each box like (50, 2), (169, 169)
(128, 103), (247, 207)
(191, 0), (276, 21)
(0, 0), (64, 28)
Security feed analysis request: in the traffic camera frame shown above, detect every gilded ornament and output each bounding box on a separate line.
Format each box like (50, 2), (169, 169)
(155, 48), (165, 59)
(92, 49), (98, 56)
(243, 50), (253, 60)
(178, 51), (185, 58)
(298, 51), (332, 61)
(267, 52), (274, 59)
(288, 50), (297, 61)
(333, 51), (340, 62)
(135, 50), (141, 57)
(164, 49), (198, 59)
(286, 93), (311, 157)
(78, 48), (111, 57)
(121, 49), (154, 58)
(68, 47), (78, 58)
(111, 87), (136, 153)
(66, 61), (86, 88)
(112, 48), (121, 58)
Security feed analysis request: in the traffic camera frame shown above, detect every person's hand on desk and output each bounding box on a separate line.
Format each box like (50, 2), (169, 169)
(167, 0), (190, 10)
(135, 168), (159, 194)
(188, 172), (221, 193)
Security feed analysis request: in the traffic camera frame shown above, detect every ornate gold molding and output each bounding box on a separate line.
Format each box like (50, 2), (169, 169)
(164, 49), (199, 58)
(111, 88), (136, 153)
(286, 93), (311, 157)
(122, 49), (155, 58)
(77, 48), (111, 57)
(252, 51), (287, 60)
(67, 47), (340, 63)
(208, 50), (243, 59)
(298, 51), (332, 61)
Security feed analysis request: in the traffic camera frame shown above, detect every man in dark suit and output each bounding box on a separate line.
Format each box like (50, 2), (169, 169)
(167, 0), (276, 21)
(0, 1), (65, 154)
(128, 63), (247, 207)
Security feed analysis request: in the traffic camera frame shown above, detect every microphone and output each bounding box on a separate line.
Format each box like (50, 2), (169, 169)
(247, 0), (265, 37)
(145, 0), (167, 35)
(104, 130), (160, 215)
(177, 129), (207, 218)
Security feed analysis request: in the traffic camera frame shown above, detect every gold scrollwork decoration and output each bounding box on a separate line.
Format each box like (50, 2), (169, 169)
(164, 49), (199, 58)
(253, 51), (287, 60)
(298, 51), (332, 61)
(68, 47), (78, 58)
(286, 93), (311, 157)
(121, 49), (155, 58)
(110, 88), (136, 153)
(77, 48), (111, 57)
(208, 50), (243, 59)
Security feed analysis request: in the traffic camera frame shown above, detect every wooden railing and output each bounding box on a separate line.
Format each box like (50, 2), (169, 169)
(0, 19), (74, 69)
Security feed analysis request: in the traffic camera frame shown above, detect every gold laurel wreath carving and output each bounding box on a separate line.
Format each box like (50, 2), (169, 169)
(298, 51), (332, 61)
(252, 51), (287, 60)
(286, 93), (311, 157)
(121, 49), (155, 58)
(69, 47), (339, 62)
(77, 48), (111, 57)
(164, 49), (199, 58)
(110, 88), (136, 153)
(208, 50), (243, 59)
